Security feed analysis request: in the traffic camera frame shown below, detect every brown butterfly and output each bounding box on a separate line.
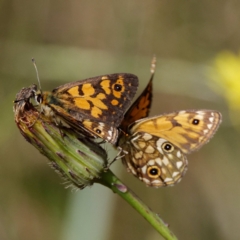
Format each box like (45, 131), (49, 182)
(118, 110), (222, 187)
(14, 65), (139, 144)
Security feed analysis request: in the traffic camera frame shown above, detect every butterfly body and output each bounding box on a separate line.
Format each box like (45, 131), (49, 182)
(15, 73), (139, 144)
(119, 110), (222, 187)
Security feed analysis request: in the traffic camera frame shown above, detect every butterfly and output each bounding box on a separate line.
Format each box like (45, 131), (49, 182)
(118, 110), (222, 187)
(14, 62), (139, 144)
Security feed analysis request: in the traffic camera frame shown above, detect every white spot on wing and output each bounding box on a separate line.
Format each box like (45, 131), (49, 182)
(172, 171), (179, 177)
(148, 160), (155, 166)
(207, 124), (213, 129)
(143, 133), (152, 141)
(145, 145), (155, 153)
(176, 161), (183, 169)
(138, 141), (146, 149)
(179, 110), (186, 114)
(209, 117), (214, 123)
(162, 156), (169, 166)
(203, 129), (209, 134)
(152, 179), (161, 184)
(156, 139), (166, 154)
(143, 178), (150, 184)
(177, 151), (181, 158)
(164, 177), (173, 182)
(135, 151), (143, 159)
(141, 165), (147, 174)
(155, 158), (162, 166)
(129, 165), (137, 175)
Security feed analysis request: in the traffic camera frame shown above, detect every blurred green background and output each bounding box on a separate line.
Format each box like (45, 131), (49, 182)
(1, 1), (240, 240)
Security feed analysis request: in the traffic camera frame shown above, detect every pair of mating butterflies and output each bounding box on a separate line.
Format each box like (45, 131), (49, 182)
(14, 59), (221, 187)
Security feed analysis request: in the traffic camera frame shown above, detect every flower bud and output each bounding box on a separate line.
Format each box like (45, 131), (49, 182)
(14, 86), (108, 189)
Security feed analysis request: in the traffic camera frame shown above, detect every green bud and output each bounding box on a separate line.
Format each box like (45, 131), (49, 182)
(14, 86), (108, 189)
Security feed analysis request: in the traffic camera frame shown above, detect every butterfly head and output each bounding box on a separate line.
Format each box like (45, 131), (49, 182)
(14, 84), (43, 107)
(14, 58), (43, 105)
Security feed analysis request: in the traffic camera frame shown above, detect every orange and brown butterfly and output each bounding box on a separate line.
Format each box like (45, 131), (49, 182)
(14, 60), (139, 144)
(117, 58), (222, 187)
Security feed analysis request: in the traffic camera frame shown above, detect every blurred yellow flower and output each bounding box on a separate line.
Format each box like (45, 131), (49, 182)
(209, 51), (240, 127)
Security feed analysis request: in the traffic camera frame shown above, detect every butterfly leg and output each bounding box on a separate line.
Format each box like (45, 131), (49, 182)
(104, 147), (128, 171)
(96, 139), (106, 144)
(52, 118), (67, 138)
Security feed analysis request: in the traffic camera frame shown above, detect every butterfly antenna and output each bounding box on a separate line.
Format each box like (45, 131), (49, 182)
(149, 55), (156, 84)
(32, 58), (42, 91)
(150, 55), (156, 75)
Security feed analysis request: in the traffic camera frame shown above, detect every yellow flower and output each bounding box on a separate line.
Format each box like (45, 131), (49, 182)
(209, 51), (240, 127)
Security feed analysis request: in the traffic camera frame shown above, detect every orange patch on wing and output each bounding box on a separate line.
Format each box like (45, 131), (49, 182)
(96, 93), (106, 100)
(82, 83), (95, 96)
(100, 79), (111, 94)
(90, 97), (108, 109)
(74, 98), (91, 110)
(139, 94), (150, 108)
(82, 120), (92, 128)
(111, 99), (119, 106)
(67, 86), (80, 96)
(91, 106), (103, 118)
(130, 97), (150, 120)
(134, 118), (173, 132)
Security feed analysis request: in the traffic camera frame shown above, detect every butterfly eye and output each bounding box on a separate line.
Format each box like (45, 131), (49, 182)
(192, 119), (200, 125)
(147, 166), (161, 178)
(114, 84), (122, 92)
(35, 94), (42, 104)
(162, 142), (174, 153)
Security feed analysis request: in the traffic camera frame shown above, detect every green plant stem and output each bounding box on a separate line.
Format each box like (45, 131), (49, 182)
(97, 170), (178, 240)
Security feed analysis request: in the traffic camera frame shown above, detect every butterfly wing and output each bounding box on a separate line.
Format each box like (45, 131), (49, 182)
(129, 110), (222, 154)
(120, 56), (156, 133)
(49, 73), (139, 127)
(42, 102), (119, 143)
(121, 133), (188, 187)
(81, 119), (119, 143)
(120, 73), (153, 133)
